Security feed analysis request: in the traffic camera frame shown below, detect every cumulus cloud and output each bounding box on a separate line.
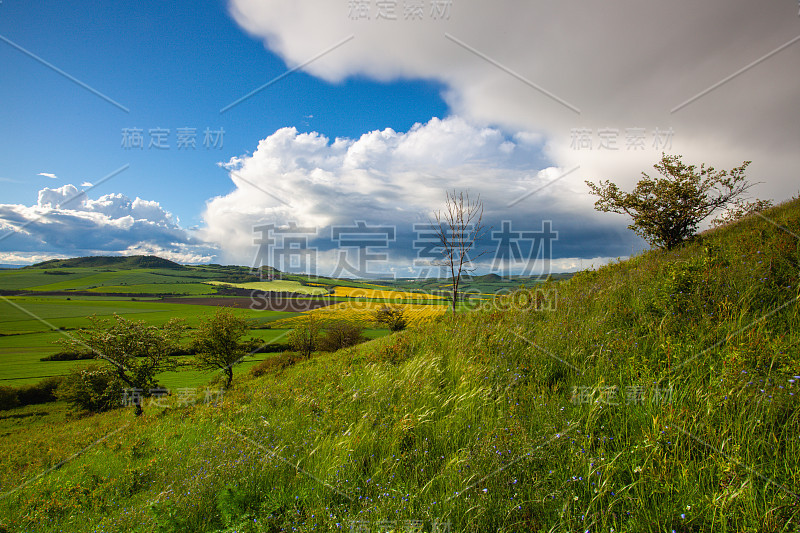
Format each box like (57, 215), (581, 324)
(0, 185), (215, 265)
(201, 117), (636, 275)
(227, 0), (799, 215)
(0, 252), (69, 266)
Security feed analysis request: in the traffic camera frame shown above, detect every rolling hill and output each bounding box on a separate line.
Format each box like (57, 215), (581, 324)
(2, 199), (799, 531)
(26, 255), (186, 270)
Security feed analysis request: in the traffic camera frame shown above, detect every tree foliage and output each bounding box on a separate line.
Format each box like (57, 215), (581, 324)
(287, 316), (322, 358)
(586, 154), (753, 250)
(318, 320), (366, 351)
(57, 364), (122, 413)
(191, 308), (251, 389)
(710, 198), (773, 228)
(61, 314), (183, 415)
(372, 306), (408, 332)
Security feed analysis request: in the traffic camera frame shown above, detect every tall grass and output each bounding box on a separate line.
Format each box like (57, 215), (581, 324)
(0, 200), (798, 532)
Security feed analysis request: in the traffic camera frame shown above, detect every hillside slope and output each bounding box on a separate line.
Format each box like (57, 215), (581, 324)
(26, 255), (186, 270)
(1, 199), (798, 532)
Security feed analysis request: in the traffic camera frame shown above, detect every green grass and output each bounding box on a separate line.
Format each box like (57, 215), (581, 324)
(0, 297), (304, 384)
(1, 200), (799, 531)
(0, 269), (91, 290)
(5, 268), (203, 292)
(84, 283), (217, 295)
(0, 265), (243, 293)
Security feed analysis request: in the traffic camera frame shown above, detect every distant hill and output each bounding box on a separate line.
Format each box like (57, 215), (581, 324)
(25, 255), (186, 270)
(473, 273), (502, 282)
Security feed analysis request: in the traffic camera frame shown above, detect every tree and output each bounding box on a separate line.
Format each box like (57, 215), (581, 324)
(191, 308), (250, 389)
(318, 320), (366, 351)
(586, 154), (753, 250)
(62, 314), (183, 416)
(431, 190), (488, 313)
(372, 306), (408, 332)
(287, 315), (322, 358)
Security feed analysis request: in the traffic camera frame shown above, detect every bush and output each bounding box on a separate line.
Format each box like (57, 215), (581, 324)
(318, 320), (366, 352)
(372, 306), (408, 332)
(367, 333), (415, 365)
(249, 352), (304, 377)
(16, 376), (63, 406)
(62, 314), (183, 416)
(0, 376), (65, 411)
(40, 349), (95, 361)
(57, 364), (124, 413)
(191, 307), (250, 388)
(0, 387), (19, 410)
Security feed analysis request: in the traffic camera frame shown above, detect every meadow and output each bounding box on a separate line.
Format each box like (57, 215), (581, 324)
(1, 201), (798, 531)
(0, 259), (522, 388)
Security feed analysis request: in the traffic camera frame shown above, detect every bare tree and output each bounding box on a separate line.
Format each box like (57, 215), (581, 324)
(431, 190), (488, 314)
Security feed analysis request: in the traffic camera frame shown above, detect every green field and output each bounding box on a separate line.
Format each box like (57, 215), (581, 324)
(85, 283), (217, 294)
(0, 281), (391, 386)
(0, 294), (305, 384)
(0, 260), (542, 388)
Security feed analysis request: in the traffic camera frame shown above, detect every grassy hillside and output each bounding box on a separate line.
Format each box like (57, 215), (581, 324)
(1, 200), (798, 532)
(25, 255), (186, 270)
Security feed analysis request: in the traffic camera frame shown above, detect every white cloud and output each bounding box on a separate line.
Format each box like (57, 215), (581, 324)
(227, 0), (799, 209)
(119, 242), (214, 265)
(0, 185), (215, 263)
(37, 172), (57, 179)
(38, 184), (86, 209)
(0, 252), (69, 266)
(201, 117), (637, 273)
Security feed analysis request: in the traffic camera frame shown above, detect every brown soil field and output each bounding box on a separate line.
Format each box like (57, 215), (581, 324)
(158, 295), (336, 312)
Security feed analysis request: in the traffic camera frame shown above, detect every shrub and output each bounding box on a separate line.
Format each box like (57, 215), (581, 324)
(57, 364), (124, 414)
(16, 376), (63, 406)
(318, 320), (366, 352)
(0, 387), (19, 410)
(249, 352), (304, 377)
(372, 306), (408, 332)
(62, 314), (183, 415)
(367, 334), (415, 365)
(0, 376), (65, 410)
(40, 349), (95, 361)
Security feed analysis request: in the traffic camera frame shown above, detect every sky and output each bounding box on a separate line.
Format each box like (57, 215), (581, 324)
(1, 0), (798, 277)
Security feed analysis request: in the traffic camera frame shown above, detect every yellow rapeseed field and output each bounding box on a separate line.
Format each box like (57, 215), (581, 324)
(332, 286), (443, 301)
(271, 299), (447, 328)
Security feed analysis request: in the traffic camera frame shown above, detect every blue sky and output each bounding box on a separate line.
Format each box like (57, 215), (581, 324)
(1, 0), (797, 275)
(0, 0), (448, 227)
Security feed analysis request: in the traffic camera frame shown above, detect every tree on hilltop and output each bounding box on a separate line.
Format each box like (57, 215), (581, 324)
(586, 154), (753, 250)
